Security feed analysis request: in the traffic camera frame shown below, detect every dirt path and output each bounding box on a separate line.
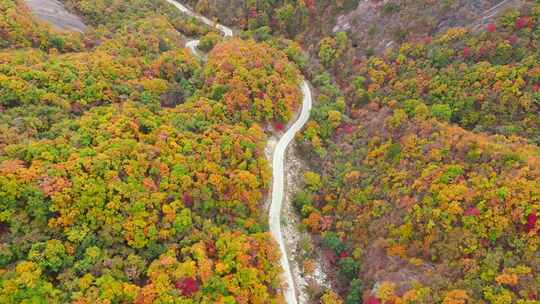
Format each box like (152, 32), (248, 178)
(167, 1), (313, 302)
(24, 0), (86, 32)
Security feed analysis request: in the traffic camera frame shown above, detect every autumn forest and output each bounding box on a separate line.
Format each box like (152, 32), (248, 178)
(0, 0), (539, 304)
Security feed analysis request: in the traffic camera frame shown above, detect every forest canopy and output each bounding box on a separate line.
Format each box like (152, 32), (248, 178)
(3, 0), (540, 303)
(294, 3), (540, 303)
(0, 0), (303, 302)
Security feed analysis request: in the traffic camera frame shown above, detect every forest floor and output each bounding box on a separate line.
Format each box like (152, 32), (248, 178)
(24, 0), (86, 32)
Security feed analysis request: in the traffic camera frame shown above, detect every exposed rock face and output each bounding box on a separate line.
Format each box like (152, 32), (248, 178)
(24, 0), (86, 32)
(181, 0), (524, 59)
(333, 0), (524, 56)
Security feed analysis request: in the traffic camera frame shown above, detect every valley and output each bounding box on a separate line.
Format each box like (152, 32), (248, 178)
(1, 0), (539, 303)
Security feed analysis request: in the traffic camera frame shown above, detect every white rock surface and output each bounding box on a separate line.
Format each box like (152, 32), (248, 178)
(25, 0), (86, 32)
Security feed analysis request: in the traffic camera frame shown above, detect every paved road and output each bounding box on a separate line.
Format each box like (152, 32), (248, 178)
(185, 40), (201, 57)
(268, 81), (312, 304)
(165, 1), (312, 302)
(164, 0), (232, 37)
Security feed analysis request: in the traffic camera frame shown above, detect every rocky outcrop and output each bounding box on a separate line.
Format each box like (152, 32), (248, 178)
(24, 0), (86, 32)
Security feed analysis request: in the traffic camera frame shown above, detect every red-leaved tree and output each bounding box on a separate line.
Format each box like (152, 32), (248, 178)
(175, 277), (199, 296)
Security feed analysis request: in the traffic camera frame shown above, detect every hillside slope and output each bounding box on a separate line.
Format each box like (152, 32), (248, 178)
(0, 0), (305, 302)
(293, 3), (540, 303)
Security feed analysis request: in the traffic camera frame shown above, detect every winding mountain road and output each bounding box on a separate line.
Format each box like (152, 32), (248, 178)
(268, 81), (312, 304)
(165, 1), (312, 302)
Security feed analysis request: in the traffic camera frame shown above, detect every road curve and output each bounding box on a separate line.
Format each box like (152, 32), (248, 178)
(165, 1), (312, 303)
(164, 0), (233, 37)
(269, 81), (312, 304)
(185, 40), (201, 57)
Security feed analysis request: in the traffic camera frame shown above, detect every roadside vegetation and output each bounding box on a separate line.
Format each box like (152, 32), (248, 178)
(0, 0), (303, 302)
(295, 3), (540, 303)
